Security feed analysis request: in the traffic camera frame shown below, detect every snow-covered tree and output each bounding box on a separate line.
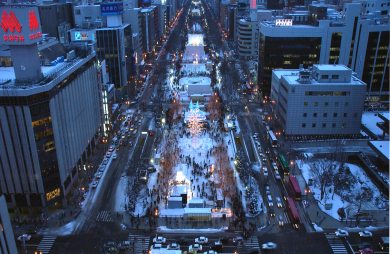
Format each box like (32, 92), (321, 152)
(347, 179), (374, 224)
(309, 159), (334, 200)
(207, 94), (221, 125)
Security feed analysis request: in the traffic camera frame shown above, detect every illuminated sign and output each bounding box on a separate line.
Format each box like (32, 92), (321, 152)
(101, 2), (123, 16)
(0, 7), (42, 45)
(275, 19), (292, 26)
(75, 32), (88, 41)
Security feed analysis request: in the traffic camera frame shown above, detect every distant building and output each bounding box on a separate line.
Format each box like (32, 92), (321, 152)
(271, 64), (366, 137)
(0, 195), (17, 254)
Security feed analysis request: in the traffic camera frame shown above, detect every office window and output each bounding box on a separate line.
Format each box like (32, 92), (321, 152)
(332, 123), (336, 128)
(322, 123), (326, 128)
(335, 102), (339, 106)
(312, 123), (316, 128)
(313, 113), (317, 117)
(334, 113), (337, 117)
(302, 123), (306, 128)
(342, 123), (346, 128)
(314, 102), (318, 106)
(332, 75), (339, 79)
(325, 102), (328, 106)
(354, 113), (357, 117)
(345, 102), (349, 106)
(344, 113), (347, 117)
(304, 102), (308, 106)
(321, 75), (329, 79)
(323, 113), (327, 117)
(303, 113), (307, 117)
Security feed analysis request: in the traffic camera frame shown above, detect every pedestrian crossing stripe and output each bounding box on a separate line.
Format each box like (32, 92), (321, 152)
(283, 213), (290, 224)
(325, 233), (348, 254)
(96, 211), (113, 222)
(129, 234), (151, 254)
(37, 236), (57, 254)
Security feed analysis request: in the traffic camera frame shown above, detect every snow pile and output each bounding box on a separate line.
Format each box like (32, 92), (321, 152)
(361, 112), (389, 137)
(312, 222), (324, 232)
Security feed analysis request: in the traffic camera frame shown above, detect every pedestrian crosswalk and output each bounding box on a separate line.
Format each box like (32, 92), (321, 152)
(37, 235), (56, 254)
(244, 237), (260, 250)
(96, 210), (114, 222)
(128, 234), (150, 254)
(325, 233), (348, 254)
(282, 212), (290, 224)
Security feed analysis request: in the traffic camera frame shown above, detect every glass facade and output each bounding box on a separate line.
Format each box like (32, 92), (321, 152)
(258, 36), (321, 95)
(329, 33), (342, 64)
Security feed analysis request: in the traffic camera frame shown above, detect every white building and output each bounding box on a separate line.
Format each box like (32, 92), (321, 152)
(184, 34), (206, 61)
(271, 64), (366, 137)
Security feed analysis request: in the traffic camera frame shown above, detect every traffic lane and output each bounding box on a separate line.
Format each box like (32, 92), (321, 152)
(346, 230), (389, 253)
(16, 236), (42, 254)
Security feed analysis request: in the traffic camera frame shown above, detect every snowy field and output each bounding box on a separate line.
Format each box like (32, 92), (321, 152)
(298, 160), (384, 221)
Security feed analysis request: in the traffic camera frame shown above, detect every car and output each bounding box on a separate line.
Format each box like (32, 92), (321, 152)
(123, 142), (127, 147)
(262, 157), (267, 162)
(17, 234), (31, 241)
(272, 162), (277, 170)
(113, 154), (117, 160)
(25, 228), (37, 235)
(210, 241), (223, 251)
(176, 237), (189, 245)
(265, 186), (270, 195)
(269, 207), (275, 217)
(152, 244), (163, 249)
(278, 215), (284, 226)
(335, 228), (349, 237)
(129, 141), (133, 146)
(232, 237), (243, 245)
(204, 251), (217, 254)
(102, 159), (109, 165)
(96, 172), (103, 179)
(253, 133), (258, 138)
(360, 248), (374, 254)
(138, 120), (142, 125)
(219, 236), (229, 244)
(195, 236), (208, 244)
(263, 167), (268, 176)
(266, 149), (270, 154)
(267, 195), (273, 206)
(359, 231), (373, 238)
(99, 165), (105, 172)
(276, 197), (282, 208)
(358, 242), (373, 249)
(118, 241), (131, 250)
(167, 243), (180, 250)
(108, 147), (113, 152)
(92, 181), (98, 188)
(275, 171), (281, 180)
(153, 236), (166, 244)
(189, 244), (202, 252)
(262, 242), (277, 250)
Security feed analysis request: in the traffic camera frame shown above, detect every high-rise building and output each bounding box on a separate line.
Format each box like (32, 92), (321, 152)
(0, 195), (17, 254)
(258, 0), (389, 102)
(0, 7), (101, 213)
(271, 64), (366, 137)
(141, 6), (159, 56)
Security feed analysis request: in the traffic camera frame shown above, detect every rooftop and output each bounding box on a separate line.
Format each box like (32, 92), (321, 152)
(314, 64), (350, 71)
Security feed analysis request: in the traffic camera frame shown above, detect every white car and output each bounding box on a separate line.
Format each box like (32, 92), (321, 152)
(275, 171), (281, 180)
(276, 197), (282, 208)
(96, 172), (103, 179)
(359, 231), (373, 238)
(267, 195), (273, 206)
(272, 162), (278, 170)
(262, 242), (277, 250)
(17, 234), (31, 241)
(204, 251), (217, 254)
(106, 152), (111, 158)
(189, 244), (202, 252)
(265, 186), (270, 195)
(335, 229), (349, 237)
(195, 236), (208, 244)
(153, 236), (166, 244)
(92, 181), (98, 188)
(167, 243), (180, 250)
(113, 154), (117, 160)
(99, 165), (105, 172)
(263, 167), (268, 176)
(102, 159), (109, 165)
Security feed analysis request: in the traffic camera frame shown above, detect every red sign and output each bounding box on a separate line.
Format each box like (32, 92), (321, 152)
(29, 10), (39, 31)
(1, 11), (22, 33)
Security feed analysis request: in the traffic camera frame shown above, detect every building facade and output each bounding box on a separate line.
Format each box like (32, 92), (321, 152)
(0, 195), (17, 254)
(271, 64), (366, 137)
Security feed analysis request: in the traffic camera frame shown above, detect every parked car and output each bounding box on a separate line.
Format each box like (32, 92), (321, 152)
(335, 228), (349, 237)
(153, 236), (166, 244)
(17, 234), (31, 241)
(359, 231), (373, 238)
(92, 181), (98, 188)
(102, 159), (109, 165)
(99, 165), (105, 172)
(189, 244), (202, 252)
(113, 154), (117, 160)
(96, 172), (103, 179)
(195, 236), (208, 244)
(276, 197), (282, 208)
(262, 242), (277, 250)
(167, 243), (180, 250)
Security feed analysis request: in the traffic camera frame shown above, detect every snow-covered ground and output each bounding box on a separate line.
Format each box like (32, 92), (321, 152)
(298, 160), (384, 221)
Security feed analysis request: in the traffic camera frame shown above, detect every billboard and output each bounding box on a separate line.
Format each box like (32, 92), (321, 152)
(101, 2), (124, 16)
(0, 7), (43, 45)
(72, 31), (96, 41)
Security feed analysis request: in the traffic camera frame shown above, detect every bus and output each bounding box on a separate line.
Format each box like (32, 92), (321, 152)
(289, 175), (301, 200)
(267, 130), (277, 148)
(277, 153), (289, 175)
(285, 198), (300, 229)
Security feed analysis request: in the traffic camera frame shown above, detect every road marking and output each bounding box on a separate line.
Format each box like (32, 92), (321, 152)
(96, 210), (113, 222)
(325, 233), (348, 254)
(37, 236), (57, 254)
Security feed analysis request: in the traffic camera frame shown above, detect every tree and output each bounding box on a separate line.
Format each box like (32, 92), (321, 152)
(347, 180), (374, 225)
(308, 159), (334, 200)
(214, 144), (236, 207)
(207, 94), (221, 125)
(332, 163), (357, 199)
(159, 133), (180, 204)
(168, 99), (183, 124)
